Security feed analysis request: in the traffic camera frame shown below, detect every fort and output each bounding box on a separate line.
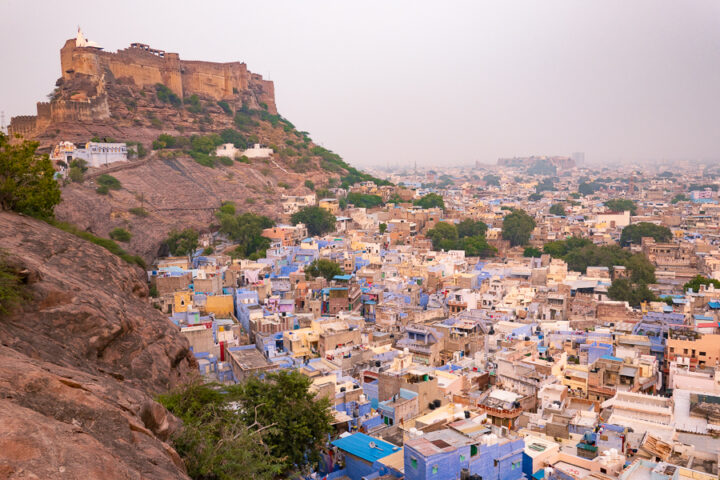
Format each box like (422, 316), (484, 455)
(9, 29), (276, 138)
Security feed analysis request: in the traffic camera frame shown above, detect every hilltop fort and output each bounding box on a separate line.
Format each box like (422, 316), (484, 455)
(9, 29), (276, 139)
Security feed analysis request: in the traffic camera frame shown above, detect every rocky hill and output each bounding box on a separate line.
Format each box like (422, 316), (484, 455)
(10, 31), (385, 260)
(0, 212), (195, 479)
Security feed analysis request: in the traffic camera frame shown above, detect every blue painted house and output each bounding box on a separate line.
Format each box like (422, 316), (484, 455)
(332, 433), (401, 480)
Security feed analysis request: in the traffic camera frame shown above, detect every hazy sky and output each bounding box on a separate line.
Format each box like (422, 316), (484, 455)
(1, 0), (719, 167)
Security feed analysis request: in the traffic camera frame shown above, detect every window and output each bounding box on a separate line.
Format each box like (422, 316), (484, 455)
(471, 445), (478, 457)
(460, 455), (466, 462)
(684, 349), (688, 354)
(700, 351), (706, 356)
(670, 347), (674, 353)
(432, 465), (438, 474)
(512, 463), (516, 470)
(411, 458), (418, 469)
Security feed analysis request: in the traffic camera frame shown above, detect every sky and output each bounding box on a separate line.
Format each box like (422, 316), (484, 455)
(1, 0), (720, 167)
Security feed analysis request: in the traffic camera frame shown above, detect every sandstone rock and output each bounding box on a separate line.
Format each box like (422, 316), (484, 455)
(0, 212), (195, 479)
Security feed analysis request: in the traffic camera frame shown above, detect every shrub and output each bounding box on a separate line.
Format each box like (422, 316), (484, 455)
(96, 185), (109, 195)
(304, 180), (315, 191)
(164, 228), (199, 256)
(49, 220), (145, 268)
(290, 206), (336, 236)
(109, 227), (132, 242)
(218, 156), (234, 166)
(97, 174), (122, 190)
(217, 100), (232, 115)
(129, 207), (149, 217)
(155, 83), (181, 107)
(278, 182), (290, 189)
(236, 155), (250, 164)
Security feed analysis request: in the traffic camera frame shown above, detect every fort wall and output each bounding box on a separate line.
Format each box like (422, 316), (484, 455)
(12, 37), (277, 138)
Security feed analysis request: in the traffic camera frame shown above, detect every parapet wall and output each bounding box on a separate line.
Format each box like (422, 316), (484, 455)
(8, 115), (37, 138)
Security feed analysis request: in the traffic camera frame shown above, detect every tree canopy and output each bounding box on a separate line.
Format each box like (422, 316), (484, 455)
(304, 258), (343, 281)
(426, 221), (496, 257)
(0, 133), (61, 219)
(501, 209), (536, 247)
(620, 222), (672, 246)
(604, 198), (637, 215)
(290, 206), (336, 236)
(549, 203), (566, 216)
(683, 275), (720, 293)
(216, 203), (274, 260)
(165, 228), (199, 256)
(346, 192), (384, 209)
(158, 372), (332, 479)
(413, 193), (445, 210)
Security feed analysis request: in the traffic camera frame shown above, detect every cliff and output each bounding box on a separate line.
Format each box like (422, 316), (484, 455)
(0, 211), (195, 479)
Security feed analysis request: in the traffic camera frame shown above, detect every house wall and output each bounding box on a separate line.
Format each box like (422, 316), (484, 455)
(205, 295), (234, 317)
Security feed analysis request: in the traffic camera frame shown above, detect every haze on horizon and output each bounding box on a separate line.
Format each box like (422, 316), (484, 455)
(1, 0), (719, 168)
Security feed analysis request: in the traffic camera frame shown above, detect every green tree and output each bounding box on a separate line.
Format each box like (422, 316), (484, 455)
(305, 259), (343, 281)
(607, 279), (657, 307)
(290, 206), (336, 236)
(426, 222), (459, 250)
(483, 174), (501, 187)
(216, 206), (274, 260)
(683, 275), (720, 293)
(346, 193), (384, 208)
(413, 193), (445, 209)
(158, 380), (285, 480)
(671, 193), (688, 204)
(379, 222), (387, 234)
(549, 203), (566, 216)
(109, 227), (132, 242)
(578, 181), (601, 195)
(528, 193), (543, 201)
(524, 247), (543, 257)
(0, 133), (61, 219)
(234, 370), (333, 470)
(604, 198), (637, 215)
(456, 219), (488, 238)
(620, 222), (672, 246)
(304, 179), (315, 191)
(165, 228), (199, 256)
(501, 209), (536, 246)
(461, 235), (496, 258)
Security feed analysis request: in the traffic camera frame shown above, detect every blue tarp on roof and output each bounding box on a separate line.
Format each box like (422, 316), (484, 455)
(708, 302), (720, 309)
(601, 354), (623, 362)
(331, 433), (398, 462)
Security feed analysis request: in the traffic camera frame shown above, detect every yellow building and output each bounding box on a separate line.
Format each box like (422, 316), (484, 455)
(319, 198), (340, 215)
(205, 295), (234, 317)
(173, 291), (192, 313)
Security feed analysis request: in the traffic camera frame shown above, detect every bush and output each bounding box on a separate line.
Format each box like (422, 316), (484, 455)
(49, 220), (145, 268)
(216, 206), (274, 260)
(278, 182), (290, 189)
(129, 207), (149, 217)
(549, 203), (566, 216)
(155, 83), (181, 107)
(96, 185), (109, 195)
(236, 155), (250, 164)
(346, 192), (384, 208)
(604, 199), (637, 215)
(97, 174), (121, 190)
(0, 252), (25, 314)
(218, 156), (234, 166)
(217, 100), (232, 115)
(305, 259), (343, 281)
(620, 222), (672, 246)
(304, 180), (315, 191)
(109, 227), (132, 242)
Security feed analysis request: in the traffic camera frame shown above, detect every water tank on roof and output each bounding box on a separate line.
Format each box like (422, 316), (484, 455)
(433, 399), (441, 408)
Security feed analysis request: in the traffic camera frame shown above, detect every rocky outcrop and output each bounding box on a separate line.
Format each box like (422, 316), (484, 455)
(0, 212), (195, 479)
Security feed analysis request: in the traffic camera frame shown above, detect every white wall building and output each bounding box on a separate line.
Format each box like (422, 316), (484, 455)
(50, 141), (128, 169)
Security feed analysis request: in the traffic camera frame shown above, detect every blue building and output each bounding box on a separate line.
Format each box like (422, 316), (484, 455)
(332, 433), (401, 480)
(404, 423), (524, 480)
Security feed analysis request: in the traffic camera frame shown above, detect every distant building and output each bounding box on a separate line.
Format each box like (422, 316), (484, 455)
(50, 140), (128, 168)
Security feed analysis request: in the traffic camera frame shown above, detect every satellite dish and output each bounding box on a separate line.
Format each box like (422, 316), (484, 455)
(369, 441), (376, 449)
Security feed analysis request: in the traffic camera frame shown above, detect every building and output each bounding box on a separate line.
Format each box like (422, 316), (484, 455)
(50, 140), (128, 168)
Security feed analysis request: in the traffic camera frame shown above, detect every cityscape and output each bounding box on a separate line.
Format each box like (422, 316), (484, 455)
(1, 2), (719, 480)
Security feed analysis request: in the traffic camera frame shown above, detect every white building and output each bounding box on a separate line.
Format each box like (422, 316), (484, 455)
(215, 143), (240, 159)
(50, 141), (128, 169)
(243, 143), (274, 159)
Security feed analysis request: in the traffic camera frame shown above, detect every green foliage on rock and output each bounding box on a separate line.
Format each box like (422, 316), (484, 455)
(524, 247), (543, 257)
(501, 209), (536, 247)
(305, 258), (343, 281)
(290, 206), (336, 236)
(49, 220), (145, 268)
(413, 193), (445, 210)
(164, 228), (199, 256)
(0, 252), (25, 314)
(97, 174), (122, 190)
(0, 133), (61, 219)
(155, 83), (182, 107)
(304, 179), (315, 191)
(620, 222), (672, 246)
(426, 221), (496, 257)
(109, 227), (132, 242)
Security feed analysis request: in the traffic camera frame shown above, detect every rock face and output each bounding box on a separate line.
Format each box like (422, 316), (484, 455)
(0, 212), (195, 479)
